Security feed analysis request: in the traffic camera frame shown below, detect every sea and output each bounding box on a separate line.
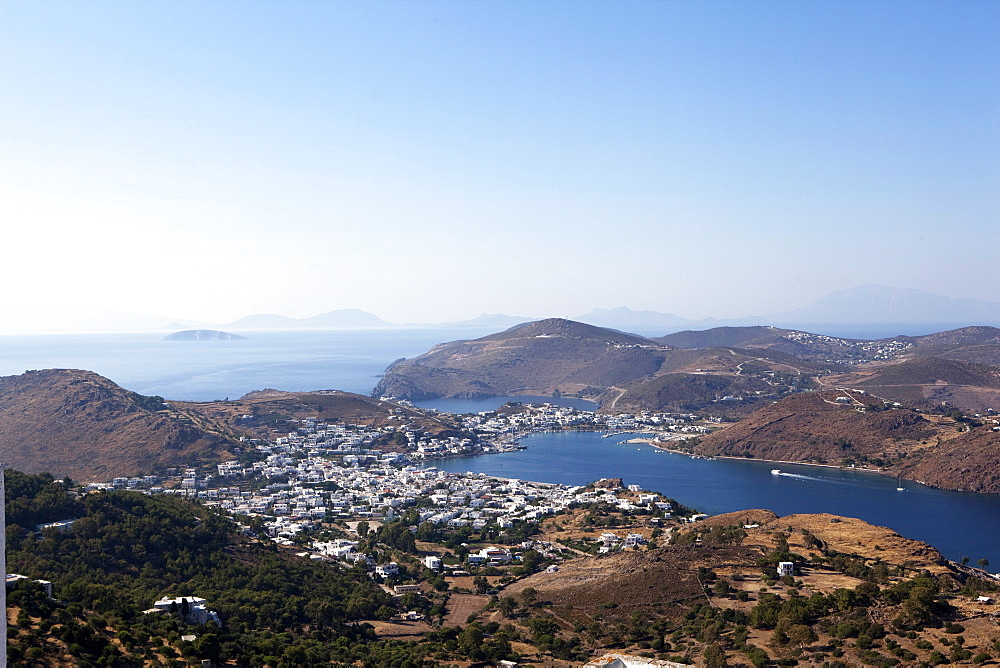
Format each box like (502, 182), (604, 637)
(2, 326), (997, 566)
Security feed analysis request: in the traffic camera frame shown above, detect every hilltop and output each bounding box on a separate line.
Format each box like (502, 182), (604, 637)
(0, 369), (236, 481)
(373, 318), (668, 401)
(826, 357), (1000, 412)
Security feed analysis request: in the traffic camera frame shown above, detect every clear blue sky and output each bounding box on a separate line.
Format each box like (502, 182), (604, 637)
(2, 0), (997, 324)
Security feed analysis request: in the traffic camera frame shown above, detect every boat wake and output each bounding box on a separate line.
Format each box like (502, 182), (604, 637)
(771, 471), (858, 487)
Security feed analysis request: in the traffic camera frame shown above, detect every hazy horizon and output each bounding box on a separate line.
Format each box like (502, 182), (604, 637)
(3, 1), (997, 324)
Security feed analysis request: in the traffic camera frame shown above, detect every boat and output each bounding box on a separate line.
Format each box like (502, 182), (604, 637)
(896, 474), (905, 491)
(771, 469), (781, 475)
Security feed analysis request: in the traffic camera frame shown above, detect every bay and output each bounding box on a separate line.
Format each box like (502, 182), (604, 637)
(431, 430), (1000, 567)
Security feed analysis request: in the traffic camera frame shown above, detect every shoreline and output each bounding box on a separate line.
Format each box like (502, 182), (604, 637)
(641, 438), (890, 474)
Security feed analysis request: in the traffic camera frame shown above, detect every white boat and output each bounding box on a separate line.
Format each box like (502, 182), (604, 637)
(771, 469), (781, 475)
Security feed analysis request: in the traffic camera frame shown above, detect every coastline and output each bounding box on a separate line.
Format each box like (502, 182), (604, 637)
(641, 439), (895, 476)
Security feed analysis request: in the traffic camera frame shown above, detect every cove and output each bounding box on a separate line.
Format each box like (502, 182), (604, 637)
(430, 430), (1000, 567)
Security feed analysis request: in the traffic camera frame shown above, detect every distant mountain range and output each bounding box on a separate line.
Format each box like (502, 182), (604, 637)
(572, 307), (767, 334)
(5, 284), (1000, 334)
(224, 308), (392, 331)
(770, 284), (1000, 326)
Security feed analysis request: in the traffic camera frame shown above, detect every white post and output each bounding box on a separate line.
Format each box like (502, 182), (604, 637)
(1, 467), (6, 668)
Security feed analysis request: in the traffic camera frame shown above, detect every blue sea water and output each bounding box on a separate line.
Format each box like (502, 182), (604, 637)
(431, 431), (1000, 567)
(0, 329), (485, 401)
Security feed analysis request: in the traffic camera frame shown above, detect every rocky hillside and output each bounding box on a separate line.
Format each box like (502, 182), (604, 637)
(826, 357), (1000, 412)
(374, 319), (826, 413)
(905, 325), (1000, 365)
(692, 389), (940, 465)
(0, 369), (236, 481)
(180, 388), (465, 446)
(373, 318), (669, 400)
(494, 509), (1000, 667)
(893, 426), (1000, 494)
(691, 388), (1000, 494)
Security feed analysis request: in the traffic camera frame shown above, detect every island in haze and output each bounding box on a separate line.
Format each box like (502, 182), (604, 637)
(164, 329), (248, 341)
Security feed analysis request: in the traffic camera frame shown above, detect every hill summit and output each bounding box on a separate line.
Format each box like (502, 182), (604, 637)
(0, 369), (236, 481)
(373, 319), (666, 400)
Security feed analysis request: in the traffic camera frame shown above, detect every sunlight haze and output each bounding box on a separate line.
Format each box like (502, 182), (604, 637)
(2, 0), (997, 327)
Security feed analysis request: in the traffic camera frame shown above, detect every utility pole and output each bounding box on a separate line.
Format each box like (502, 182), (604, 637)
(1, 467), (6, 667)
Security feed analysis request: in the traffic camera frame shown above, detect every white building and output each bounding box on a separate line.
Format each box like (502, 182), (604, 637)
(147, 596), (221, 626)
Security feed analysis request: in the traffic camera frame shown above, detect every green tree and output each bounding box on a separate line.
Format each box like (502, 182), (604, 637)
(498, 597), (517, 617)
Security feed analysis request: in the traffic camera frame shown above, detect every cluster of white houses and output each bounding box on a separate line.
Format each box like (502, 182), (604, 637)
(228, 461), (676, 551)
(73, 404), (692, 580)
(76, 403), (698, 555)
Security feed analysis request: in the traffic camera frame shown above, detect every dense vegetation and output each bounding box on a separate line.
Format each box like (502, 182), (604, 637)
(4, 471), (430, 666)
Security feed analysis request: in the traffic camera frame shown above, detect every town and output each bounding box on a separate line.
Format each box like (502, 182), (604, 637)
(85, 402), (710, 565)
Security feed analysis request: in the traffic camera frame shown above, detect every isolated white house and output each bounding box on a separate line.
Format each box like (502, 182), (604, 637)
(147, 596), (221, 626)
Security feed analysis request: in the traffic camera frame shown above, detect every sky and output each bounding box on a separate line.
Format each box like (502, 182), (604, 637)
(2, 0), (998, 326)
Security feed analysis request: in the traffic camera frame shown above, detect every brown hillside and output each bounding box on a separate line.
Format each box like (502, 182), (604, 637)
(895, 427), (1000, 494)
(0, 369), (235, 481)
(753, 513), (949, 574)
(693, 390), (938, 464)
(373, 318), (667, 400)
(503, 542), (755, 628)
(180, 389), (464, 445)
(826, 357), (1000, 413)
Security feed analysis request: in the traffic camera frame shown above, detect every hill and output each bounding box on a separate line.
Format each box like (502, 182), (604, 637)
(493, 505), (1000, 667)
(691, 389), (940, 465)
(373, 318), (668, 400)
(654, 325), (912, 366)
(893, 426), (1000, 494)
(179, 388), (465, 445)
(690, 388), (1000, 494)
(0, 369), (467, 482)
(655, 326), (795, 349)
(906, 325), (1000, 366)
(825, 357), (1000, 412)
(0, 369), (236, 481)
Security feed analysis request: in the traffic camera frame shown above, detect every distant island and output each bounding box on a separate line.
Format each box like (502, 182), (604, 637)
(164, 329), (247, 341)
